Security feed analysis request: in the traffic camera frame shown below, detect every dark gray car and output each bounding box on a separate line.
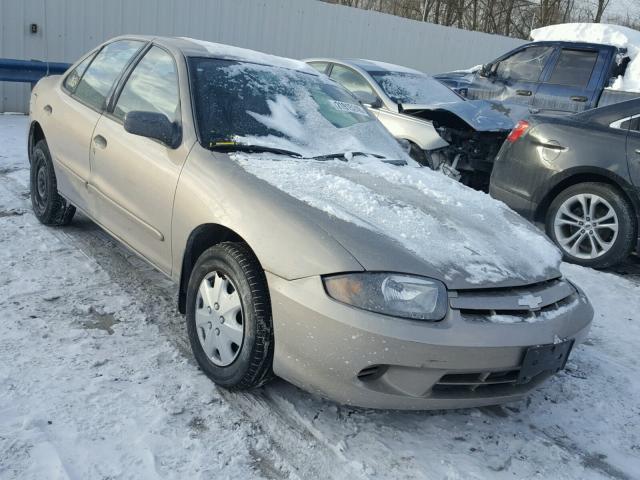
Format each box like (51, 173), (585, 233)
(490, 98), (640, 268)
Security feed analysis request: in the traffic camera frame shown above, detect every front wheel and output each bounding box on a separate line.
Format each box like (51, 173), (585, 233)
(546, 182), (636, 268)
(30, 140), (75, 226)
(186, 242), (274, 390)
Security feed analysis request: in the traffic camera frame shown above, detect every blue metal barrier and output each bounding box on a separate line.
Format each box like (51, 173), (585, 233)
(0, 58), (71, 87)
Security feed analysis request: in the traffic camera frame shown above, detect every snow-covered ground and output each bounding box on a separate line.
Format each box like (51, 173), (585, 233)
(1, 114), (639, 479)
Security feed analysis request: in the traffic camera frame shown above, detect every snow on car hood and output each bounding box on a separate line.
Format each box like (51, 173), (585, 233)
(531, 23), (640, 93)
(400, 99), (531, 131)
(231, 153), (562, 287)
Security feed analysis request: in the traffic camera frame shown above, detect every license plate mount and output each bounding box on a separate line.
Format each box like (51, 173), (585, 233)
(517, 340), (574, 385)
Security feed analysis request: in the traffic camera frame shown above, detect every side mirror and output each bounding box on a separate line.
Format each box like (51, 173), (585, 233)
(124, 111), (180, 148)
(479, 63), (492, 77)
(353, 91), (382, 108)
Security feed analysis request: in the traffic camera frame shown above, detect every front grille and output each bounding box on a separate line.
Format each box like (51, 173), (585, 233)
(451, 278), (578, 323)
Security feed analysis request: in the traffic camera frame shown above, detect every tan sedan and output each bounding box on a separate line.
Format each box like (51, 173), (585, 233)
(28, 35), (592, 409)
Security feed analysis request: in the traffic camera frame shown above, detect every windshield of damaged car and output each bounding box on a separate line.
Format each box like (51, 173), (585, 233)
(188, 57), (410, 159)
(369, 71), (461, 105)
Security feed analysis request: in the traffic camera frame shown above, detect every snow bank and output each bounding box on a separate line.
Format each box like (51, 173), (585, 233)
(531, 23), (640, 92)
(181, 37), (314, 73)
(232, 153), (561, 285)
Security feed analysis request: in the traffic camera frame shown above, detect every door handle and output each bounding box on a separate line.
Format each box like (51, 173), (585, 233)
(570, 96), (588, 102)
(93, 135), (107, 149)
(516, 89), (532, 96)
(43, 104), (52, 115)
(635, 149), (640, 155)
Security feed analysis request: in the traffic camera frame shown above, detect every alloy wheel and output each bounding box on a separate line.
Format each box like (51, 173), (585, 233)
(195, 270), (244, 366)
(553, 193), (619, 259)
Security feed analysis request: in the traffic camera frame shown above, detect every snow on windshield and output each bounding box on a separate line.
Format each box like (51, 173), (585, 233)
(370, 71), (461, 105)
(189, 58), (411, 160)
(531, 23), (640, 93)
(231, 153), (561, 285)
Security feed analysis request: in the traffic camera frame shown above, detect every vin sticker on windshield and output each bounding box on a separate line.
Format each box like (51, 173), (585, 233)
(331, 100), (369, 116)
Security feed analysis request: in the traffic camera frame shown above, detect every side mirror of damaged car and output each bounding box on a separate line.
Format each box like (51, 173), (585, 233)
(124, 111), (181, 149)
(479, 63), (493, 77)
(353, 91), (383, 109)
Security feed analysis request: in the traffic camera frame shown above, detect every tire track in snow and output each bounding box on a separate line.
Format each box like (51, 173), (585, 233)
(0, 169), (367, 480)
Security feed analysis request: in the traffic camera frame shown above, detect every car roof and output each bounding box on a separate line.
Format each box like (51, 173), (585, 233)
(108, 34), (316, 73)
(522, 40), (621, 51)
(304, 57), (424, 75)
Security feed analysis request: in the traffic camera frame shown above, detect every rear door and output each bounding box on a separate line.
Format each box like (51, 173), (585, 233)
(623, 115), (640, 186)
(88, 45), (186, 274)
(533, 47), (602, 113)
(468, 45), (555, 105)
(45, 40), (145, 211)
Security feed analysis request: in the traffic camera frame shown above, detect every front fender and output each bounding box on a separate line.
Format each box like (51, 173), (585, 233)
(171, 145), (364, 282)
(375, 109), (449, 151)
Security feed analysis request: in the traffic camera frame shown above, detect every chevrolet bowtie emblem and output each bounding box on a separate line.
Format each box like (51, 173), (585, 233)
(518, 294), (543, 310)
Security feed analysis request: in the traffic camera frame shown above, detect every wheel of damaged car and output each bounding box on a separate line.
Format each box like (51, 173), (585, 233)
(186, 242), (274, 389)
(546, 182), (635, 268)
(30, 140), (75, 226)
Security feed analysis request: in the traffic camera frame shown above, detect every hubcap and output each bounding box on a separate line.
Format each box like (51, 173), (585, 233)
(554, 193), (618, 260)
(195, 271), (244, 366)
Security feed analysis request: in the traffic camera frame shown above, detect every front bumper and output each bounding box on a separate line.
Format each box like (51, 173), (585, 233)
(267, 273), (593, 410)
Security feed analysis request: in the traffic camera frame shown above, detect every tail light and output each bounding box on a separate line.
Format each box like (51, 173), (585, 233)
(506, 120), (530, 143)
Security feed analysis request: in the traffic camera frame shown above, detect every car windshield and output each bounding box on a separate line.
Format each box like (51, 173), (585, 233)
(188, 57), (410, 160)
(369, 71), (461, 105)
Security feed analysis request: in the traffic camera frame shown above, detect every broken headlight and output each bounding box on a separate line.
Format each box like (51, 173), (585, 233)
(323, 273), (447, 321)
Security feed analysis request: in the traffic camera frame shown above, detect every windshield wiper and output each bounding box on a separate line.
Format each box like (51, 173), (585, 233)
(311, 151), (386, 161)
(208, 142), (303, 158)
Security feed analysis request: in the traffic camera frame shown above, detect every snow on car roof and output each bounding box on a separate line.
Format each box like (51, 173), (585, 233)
(348, 59), (423, 75)
(180, 37), (315, 73)
(531, 23), (640, 93)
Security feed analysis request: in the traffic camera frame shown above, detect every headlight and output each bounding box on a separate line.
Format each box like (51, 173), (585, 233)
(323, 273), (447, 321)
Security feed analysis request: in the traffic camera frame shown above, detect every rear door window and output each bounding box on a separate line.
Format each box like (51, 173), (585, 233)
(73, 40), (145, 111)
(495, 46), (554, 82)
(547, 49), (598, 87)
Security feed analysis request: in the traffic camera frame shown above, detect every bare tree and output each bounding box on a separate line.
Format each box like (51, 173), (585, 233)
(321, 0), (637, 39)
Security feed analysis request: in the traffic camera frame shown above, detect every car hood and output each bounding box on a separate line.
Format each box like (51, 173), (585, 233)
(231, 152), (562, 289)
(400, 100), (532, 132)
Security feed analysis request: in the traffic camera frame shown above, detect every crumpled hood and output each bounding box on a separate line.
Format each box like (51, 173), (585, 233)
(401, 99), (532, 132)
(231, 153), (562, 289)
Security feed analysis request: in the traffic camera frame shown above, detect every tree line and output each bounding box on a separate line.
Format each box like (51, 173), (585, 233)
(321, 0), (639, 39)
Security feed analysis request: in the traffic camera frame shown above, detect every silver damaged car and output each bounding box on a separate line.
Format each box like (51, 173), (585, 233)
(28, 35), (593, 409)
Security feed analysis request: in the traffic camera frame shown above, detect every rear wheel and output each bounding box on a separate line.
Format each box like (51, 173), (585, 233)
(546, 182), (635, 268)
(186, 242), (274, 389)
(30, 140), (75, 226)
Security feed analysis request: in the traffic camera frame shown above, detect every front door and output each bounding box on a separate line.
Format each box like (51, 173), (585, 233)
(468, 44), (555, 106)
(88, 46), (186, 274)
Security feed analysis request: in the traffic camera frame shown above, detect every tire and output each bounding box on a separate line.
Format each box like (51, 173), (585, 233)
(546, 182), (636, 268)
(186, 242), (274, 390)
(30, 140), (75, 226)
